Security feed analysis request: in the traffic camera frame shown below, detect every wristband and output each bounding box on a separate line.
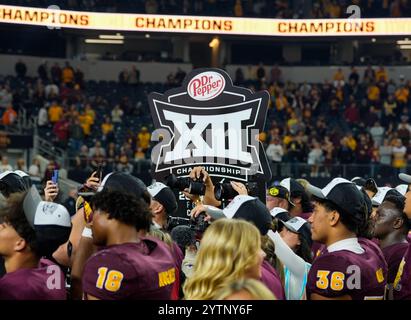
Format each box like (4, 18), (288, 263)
(81, 226), (93, 238)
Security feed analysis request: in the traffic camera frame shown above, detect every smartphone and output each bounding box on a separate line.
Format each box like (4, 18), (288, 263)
(51, 170), (59, 184)
(95, 165), (103, 181)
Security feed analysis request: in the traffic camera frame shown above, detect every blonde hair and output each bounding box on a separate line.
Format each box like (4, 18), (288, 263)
(213, 278), (276, 300)
(183, 219), (262, 300)
(148, 227), (174, 247)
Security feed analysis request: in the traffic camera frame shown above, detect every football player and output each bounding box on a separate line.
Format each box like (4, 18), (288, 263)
(373, 195), (409, 299)
(306, 178), (387, 300)
(393, 173), (411, 300)
(82, 189), (178, 300)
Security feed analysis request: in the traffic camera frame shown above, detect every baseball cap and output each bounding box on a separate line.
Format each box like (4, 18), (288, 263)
(280, 178), (305, 194)
(23, 186), (72, 257)
(14, 170), (32, 190)
(306, 178), (368, 224)
(267, 185), (295, 206)
(372, 187), (404, 207)
(396, 184), (409, 196)
(205, 195), (272, 235)
(279, 216), (312, 248)
(0, 171), (27, 198)
(399, 173), (411, 184)
(147, 182), (177, 215)
(269, 207), (291, 222)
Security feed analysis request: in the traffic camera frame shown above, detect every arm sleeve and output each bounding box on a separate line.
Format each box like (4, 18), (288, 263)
(267, 230), (309, 279)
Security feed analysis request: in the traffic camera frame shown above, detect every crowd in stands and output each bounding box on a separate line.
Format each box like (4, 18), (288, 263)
(234, 64), (411, 178)
(5, 0), (411, 18)
(2, 59), (411, 184)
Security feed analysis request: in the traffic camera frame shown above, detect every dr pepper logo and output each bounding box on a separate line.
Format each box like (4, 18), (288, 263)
(188, 71), (225, 101)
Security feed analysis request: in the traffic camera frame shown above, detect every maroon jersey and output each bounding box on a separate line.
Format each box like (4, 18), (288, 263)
(381, 243), (408, 286)
(0, 258), (66, 300)
(307, 243), (387, 300)
(393, 243), (411, 300)
(82, 237), (178, 300)
(261, 260), (285, 300)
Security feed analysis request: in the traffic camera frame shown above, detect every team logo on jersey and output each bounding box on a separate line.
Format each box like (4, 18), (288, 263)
(148, 68), (272, 182)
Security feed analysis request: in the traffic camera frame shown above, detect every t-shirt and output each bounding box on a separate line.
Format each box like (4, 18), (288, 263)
(393, 243), (411, 300)
(307, 239), (387, 300)
(48, 105), (63, 123)
(0, 258), (66, 300)
(82, 237), (178, 300)
(261, 260), (285, 300)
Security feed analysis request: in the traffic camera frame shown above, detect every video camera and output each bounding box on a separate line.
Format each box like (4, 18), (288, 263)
(214, 181), (258, 201)
(166, 174), (206, 195)
(166, 212), (209, 234)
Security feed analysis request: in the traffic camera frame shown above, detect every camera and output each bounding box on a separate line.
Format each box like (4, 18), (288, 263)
(166, 174), (206, 195)
(166, 212), (209, 234)
(214, 181), (258, 201)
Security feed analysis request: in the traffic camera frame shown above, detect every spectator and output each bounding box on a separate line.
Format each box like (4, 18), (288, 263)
(134, 147), (146, 161)
(37, 104), (48, 128)
(338, 137), (355, 164)
(145, 0), (158, 13)
(256, 62), (266, 82)
(118, 69), (129, 85)
(344, 102), (360, 124)
(16, 158), (27, 172)
(392, 138), (407, 172)
(111, 104), (124, 126)
(348, 66), (360, 85)
(369, 121), (385, 147)
(15, 59), (27, 78)
(270, 64), (282, 84)
(51, 62), (62, 84)
(382, 95), (397, 126)
(395, 84), (409, 104)
(367, 81), (380, 103)
(363, 64), (376, 84)
(128, 65), (140, 86)
(333, 67), (345, 87)
(84, 103), (96, 125)
(52, 115), (70, 148)
(235, 68), (245, 84)
(0, 85), (13, 109)
(137, 126), (151, 153)
(89, 140), (106, 158)
(397, 120), (411, 146)
(266, 137), (283, 177)
(234, 0), (243, 16)
(322, 136), (334, 177)
(37, 60), (48, 82)
(62, 61), (74, 85)
(0, 156), (13, 173)
(307, 140), (324, 177)
(175, 68), (186, 85)
(48, 101), (63, 124)
(116, 154), (134, 174)
(28, 157), (41, 177)
(74, 68), (84, 88)
(45, 82), (59, 99)
(376, 65), (388, 82)
(78, 109), (93, 137)
(2, 104), (17, 126)
(101, 116), (114, 144)
(68, 118), (84, 152)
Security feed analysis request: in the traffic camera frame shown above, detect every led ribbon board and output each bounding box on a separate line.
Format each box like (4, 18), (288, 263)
(1, 5), (411, 36)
